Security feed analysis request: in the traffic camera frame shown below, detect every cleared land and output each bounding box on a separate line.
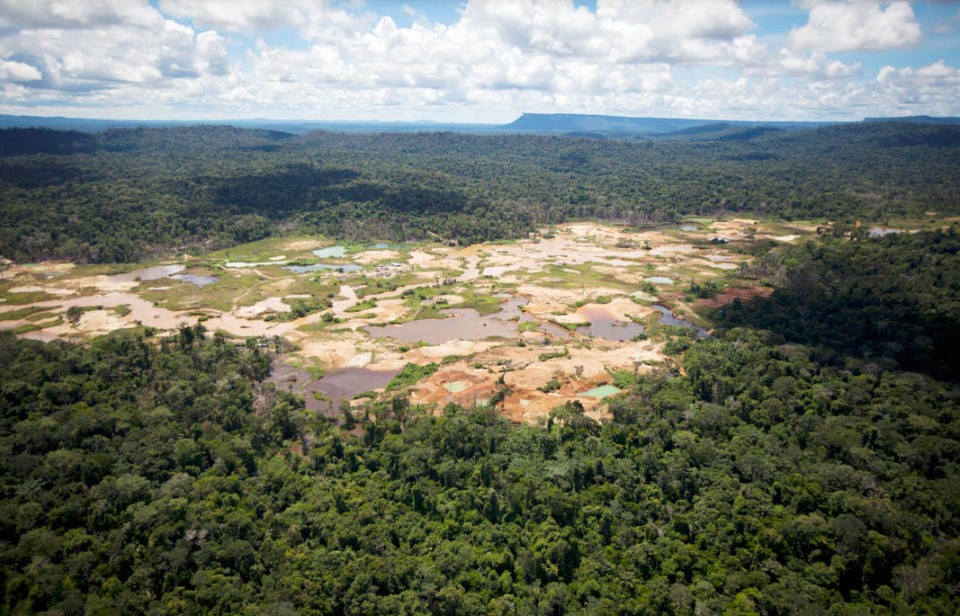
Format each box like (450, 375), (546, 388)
(0, 218), (833, 421)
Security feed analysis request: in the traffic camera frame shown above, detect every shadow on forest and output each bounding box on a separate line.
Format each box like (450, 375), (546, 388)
(714, 234), (960, 382)
(0, 160), (98, 188)
(0, 129), (97, 157)
(213, 165), (363, 217)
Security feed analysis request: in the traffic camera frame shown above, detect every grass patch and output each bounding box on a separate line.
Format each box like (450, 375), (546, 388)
(9, 323), (41, 334)
(386, 362), (439, 391)
(0, 289), (59, 305)
(538, 347), (570, 362)
(447, 290), (503, 316)
(208, 235), (327, 262)
(345, 299), (377, 313)
(519, 321), (540, 333)
(355, 272), (421, 298)
(25, 311), (59, 323)
(532, 263), (634, 292)
(0, 305), (51, 321)
(288, 357), (328, 380)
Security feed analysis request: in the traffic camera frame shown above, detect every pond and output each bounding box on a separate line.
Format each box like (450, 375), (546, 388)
(575, 306), (645, 342)
(579, 384), (622, 399)
(171, 273), (219, 287)
(652, 304), (710, 338)
(365, 297), (569, 344)
(313, 245), (347, 258)
(270, 363), (399, 417)
(646, 276), (674, 285)
(444, 381), (470, 393)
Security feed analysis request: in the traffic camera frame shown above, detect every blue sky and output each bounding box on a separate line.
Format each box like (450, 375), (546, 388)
(0, 1), (958, 123)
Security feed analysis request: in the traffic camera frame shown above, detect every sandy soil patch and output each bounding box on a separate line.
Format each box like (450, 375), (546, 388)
(591, 265), (646, 284)
(516, 284), (628, 317)
(408, 250), (462, 270)
(646, 244), (695, 256)
(1, 263), (75, 280)
(411, 364), (497, 409)
(77, 309), (128, 335)
(8, 285), (76, 296)
(294, 332), (406, 371)
(586, 297), (653, 321)
(336, 297), (409, 330)
(236, 297), (291, 318)
(332, 285), (358, 315)
(403, 339), (500, 363)
(59, 275), (138, 293)
(770, 234), (800, 242)
(352, 250), (403, 264)
(283, 239), (325, 251)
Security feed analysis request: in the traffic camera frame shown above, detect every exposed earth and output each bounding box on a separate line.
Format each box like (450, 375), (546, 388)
(0, 218), (828, 422)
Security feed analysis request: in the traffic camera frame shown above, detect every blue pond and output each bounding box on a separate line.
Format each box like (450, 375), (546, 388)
(171, 274), (219, 288)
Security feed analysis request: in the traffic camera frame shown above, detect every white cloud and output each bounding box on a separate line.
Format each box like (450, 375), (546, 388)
(773, 50), (861, 79)
(0, 0), (955, 122)
(158, 0), (309, 32)
(0, 59), (42, 81)
(0, 0), (160, 29)
(789, 2), (921, 52)
(872, 61), (960, 114)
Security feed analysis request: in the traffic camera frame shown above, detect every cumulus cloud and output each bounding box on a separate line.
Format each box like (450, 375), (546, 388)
(0, 0), (955, 121)
(0, 0), (160, 30)
(874, 61), (960, 114)
(158, 0), (308, 32)
(0, 59), (42, 81)
(789, 2), (921, 52)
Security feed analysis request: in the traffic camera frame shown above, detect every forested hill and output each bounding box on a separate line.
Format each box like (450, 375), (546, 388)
(1, 121), (959, 263)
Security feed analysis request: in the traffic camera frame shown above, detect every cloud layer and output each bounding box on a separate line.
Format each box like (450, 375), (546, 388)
(0, 0), (956, 121)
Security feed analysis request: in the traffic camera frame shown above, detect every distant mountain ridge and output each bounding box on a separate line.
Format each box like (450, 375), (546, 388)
(499, 112), (839, 135)
(2, 112), (959, 137)
(864, 115), (960, 125)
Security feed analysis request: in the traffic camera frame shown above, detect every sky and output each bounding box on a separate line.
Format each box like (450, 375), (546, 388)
(0, 0), (958, 124)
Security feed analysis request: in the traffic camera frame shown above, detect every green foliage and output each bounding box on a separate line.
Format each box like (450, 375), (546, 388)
(538, 378), (562, 392)
(3, 122), (960, 263)
(538, 347), (570, 361)
(385, 362), (440, 391)
(344, 299), (376, 313)
(663, 337), (693, 355)
(1, 324), (958, 614)
(717, 227), (960, 380)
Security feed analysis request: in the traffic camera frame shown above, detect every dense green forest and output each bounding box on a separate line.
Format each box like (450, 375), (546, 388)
(1, 122), (959, 263)
(717, 226), (960, 381)
(2, 231), (958, 614)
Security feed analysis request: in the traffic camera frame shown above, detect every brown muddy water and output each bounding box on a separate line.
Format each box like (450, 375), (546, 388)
(575, 306), (646, 341)
(364, 297), (569, 344)
(270, 362), (399, 417)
